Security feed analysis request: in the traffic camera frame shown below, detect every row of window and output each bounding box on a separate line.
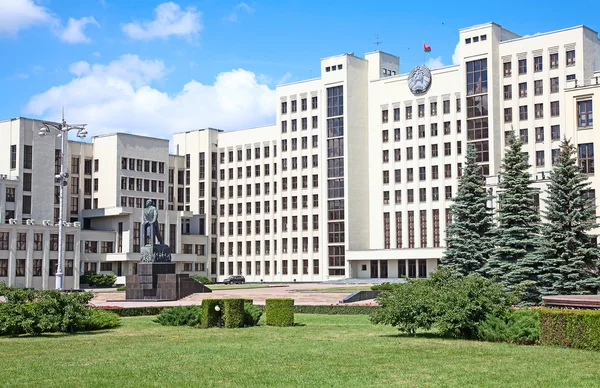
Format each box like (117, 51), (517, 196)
(217, 194), (319, 216)
(83, 240), (115, 254)
(121, 157), (166, 174)
(504, 77), (562, 99)
(383, 143), (463, 163)
(219, 215), (320, 236)
(364, 259), (428, 279)
(382, 121), (462, 142)
(282, 135), (319, 151)
(0, 258), (74, 277)
(508, 126), (562, 143)
(281, 116), (319, 133)
(218, 145), (277, 165)
(384, 186), (454, 205)
(281, 96), (319, 114)
(465, 34), (487, 44)
(0, 232), (75, 251)
(218, 258), (321, 277)
(219, 237), (321, 257)
(71, 157), (98, 175)
(382, 100), (462, 123)
(384, 163), (462, 184)
(120, 177), (165, 193)
(217, 175), (319, 200)
(504, 102), (560, 122)
(503, 51), (575, 77)
(383, 210), (448, 249)
(120, 196), (166, 210)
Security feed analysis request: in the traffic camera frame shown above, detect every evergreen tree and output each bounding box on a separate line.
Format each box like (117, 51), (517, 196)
(537, 138), (600, 296)
(442, 144), (494, 275)
(485, 130), (541, 302)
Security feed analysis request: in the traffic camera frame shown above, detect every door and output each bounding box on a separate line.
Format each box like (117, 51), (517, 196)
(370, 260), (379, 278)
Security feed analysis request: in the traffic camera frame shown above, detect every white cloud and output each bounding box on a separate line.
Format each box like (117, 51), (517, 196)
(425, 56), (445, 70)
(122, 2), (202, 40)
(223, 13), (238, 22)
(277, 72), (292, 85)
(224, 2), (254, 22)
(452, 41), (461, 65)
(236, 3), (254, 13)
(25, 55), (277, 137)
(0, 0), (57, 35)
(93, 52), (101, 57)
(56, 16), (99, 43)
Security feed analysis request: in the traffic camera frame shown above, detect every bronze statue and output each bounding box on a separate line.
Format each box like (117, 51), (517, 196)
(142, 200), (163, 245)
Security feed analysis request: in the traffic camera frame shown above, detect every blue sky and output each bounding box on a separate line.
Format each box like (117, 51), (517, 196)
(0, 0), (598, 138)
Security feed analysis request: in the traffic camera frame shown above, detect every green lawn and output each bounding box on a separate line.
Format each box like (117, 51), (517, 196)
(1, 315), (599, 387)
(207, 284), (271, 290)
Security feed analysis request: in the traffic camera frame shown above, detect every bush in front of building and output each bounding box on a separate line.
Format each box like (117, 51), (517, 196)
(539, 308), (600, 350)
(371, 283), (401, 291)
(80, 272), (117, 287)
(477, 307), (540, 345)
(244, 302), (263, 326)
(84, 309), (121, 331)
(192, 275), (212, 284)
(154, 306), (202, 327)
(201, 299), (222, 328)
(223, 299), (245, 328)
(265, 298), (295, 327)
(370, 270), (513, 339)
(0, 284), (118, 336)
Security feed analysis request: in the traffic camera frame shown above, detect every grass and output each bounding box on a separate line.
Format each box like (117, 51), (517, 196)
(298, 286), (372, 293)
(208, 284), (271, 290)
(2, 315), (600, 387)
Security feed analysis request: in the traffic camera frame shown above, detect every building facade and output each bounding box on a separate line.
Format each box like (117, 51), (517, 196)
(1, 22), (599, 288)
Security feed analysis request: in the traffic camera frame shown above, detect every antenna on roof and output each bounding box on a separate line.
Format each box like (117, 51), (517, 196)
(374, 33), (383, 49)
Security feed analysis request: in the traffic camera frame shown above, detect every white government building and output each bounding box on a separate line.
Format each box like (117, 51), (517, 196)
(1, 22), (600, 289)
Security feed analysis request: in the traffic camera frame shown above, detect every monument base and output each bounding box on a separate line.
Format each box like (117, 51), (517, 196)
(125, 263), (212, 301)
(141, 244), (172, 263)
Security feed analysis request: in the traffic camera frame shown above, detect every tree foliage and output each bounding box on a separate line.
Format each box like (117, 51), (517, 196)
(442, 144), (494, 275)
(536, 138), (600, 295)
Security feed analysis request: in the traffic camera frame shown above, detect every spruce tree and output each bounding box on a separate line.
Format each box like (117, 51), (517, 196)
(485, 130), (541, 302)
(442, 144), (494, 275)
(537, 138), (600, 296)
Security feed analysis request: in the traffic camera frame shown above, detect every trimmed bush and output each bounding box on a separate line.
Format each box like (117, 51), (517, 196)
(116, 286), (126, 291)
(244, 302), (263, 326)
(192, 275), (213, 284)
(371, 282), (401, 291)
(266, 298), (294, 327)
(154, 306), (202, 327)
(84, 309), (121, 331)
(477, 308), (540, 345)
(223, 299), (245, 328)
(540, 308), (600, 350)
(201, 299), (223, 328)
(80, 273), (117, 287)
(100, 306), (167, 317)
(294, 305), (377, 315)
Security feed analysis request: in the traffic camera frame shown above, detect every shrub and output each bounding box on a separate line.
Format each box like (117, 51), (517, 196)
(84, 309), (121, 331)
(477, 308), (540, 344)
(201, 299), (222, 328)
(266, 298), (294, 327)
(81, 273), (117, 287)
(223, 299), (245, 328)
(101, 306), (167, 317)
(244, 302), (263, 326)
(116, 286), (126, 291)
(540, 308), (600, 350)
(0, 285), (97, 336)
(192, 275), (212, 284)
(154, 306), (202, 327)
(294, 305), (377, 315)
(370, 270), (513, 339)
(371, 282), (401, 291)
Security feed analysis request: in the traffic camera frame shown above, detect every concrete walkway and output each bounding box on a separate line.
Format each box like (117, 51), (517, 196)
(91, 282), (380, 308)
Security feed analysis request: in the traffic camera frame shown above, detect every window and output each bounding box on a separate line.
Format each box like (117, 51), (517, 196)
(382, 109), (388, 123)
(578, 100), (593, 128)
(393, 107), (400, 121)
(552, 149), (560, 165)
(23, 145), (32, 169)
(550, 53), (558, 69)
(551, 101), (560, 118)
(518, 59), (527, 74)
(535, 103), (543, 119)
(418, 104), (424, 117)
(551, 125), (560, 141)
(5, 187), (15, 202)
(443, 100), (450, 114)
(301, 98), (307, 111)
(10, 145), (16, 169)
(430, 102), (437, 116)
(520, 128), (529, 143)
(534, 80), (543, 95)
(23, 173), (32, 191)
(291, 100), (297, 112)
(405, 106), (412, 119)
(504, 85), (512, 100)
(566, 50), (575, 66)
(504, 108), (512, 123)
(281, 101), (287, 114)
(519, 106), (528, 121)
(519, 82), (527, 98)
(502, 61), (511, 77)
(579, 143), (594, 174)
(312, 96), (318, 109)
(550, 77), (559, 93)
(536, 151), (545, 167)
(534, 56), (543, 72)
(535, 127), (544, 143)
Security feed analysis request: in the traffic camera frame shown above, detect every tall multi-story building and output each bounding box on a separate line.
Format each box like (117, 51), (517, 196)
(1, 22), (599, 289)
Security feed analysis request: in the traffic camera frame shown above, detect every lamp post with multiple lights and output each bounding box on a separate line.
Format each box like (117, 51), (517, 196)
(38, 109), (88, 290)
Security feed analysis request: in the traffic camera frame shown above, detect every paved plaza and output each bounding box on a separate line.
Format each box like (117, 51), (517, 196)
(90, 282), (381, 308)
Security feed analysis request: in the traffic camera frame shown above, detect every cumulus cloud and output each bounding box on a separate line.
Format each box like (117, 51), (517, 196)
(452, 41), (461, 65)
(122, 2), (202, 40)
(425, 56), (445, 70)
(56, 16), (99, 43)
(25, 55), (277, 137)
(224, 2), (254, 22)
(0, 0), (57, 35)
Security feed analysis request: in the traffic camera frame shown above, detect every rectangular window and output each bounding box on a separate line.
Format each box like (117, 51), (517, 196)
(534, 80), (543, 95)
(578, 100), (593, 128)
(504, 85), (512, 100)
(551, 125), (560, 141)
(535, 127), (544, 143)
(551, 101), (560, 118)
(566, 50), (575, 66)
(503, 61), (511, 77)
(534, 56), (543, 72)
(550, 77), (559, 93)
(10, 145), (17, 169)
(518, 59), (527, 74)
(579, 143), (594, 174)
(536, 150), (545, 167)
(550, 53), (558, 69)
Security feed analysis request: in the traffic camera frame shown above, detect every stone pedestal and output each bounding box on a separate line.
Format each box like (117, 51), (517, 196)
(141, 244), (171, 263)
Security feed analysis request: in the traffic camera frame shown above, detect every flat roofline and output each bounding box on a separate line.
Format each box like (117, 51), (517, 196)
(219, 123), (277, 134)
(364, 50), (399, 58)
(500, 25), (598, 44)
(0, 116), (60, 125)
(172, 127), (224, 136)
(277, 76), (321, 88)
(459, 22), (500, 32)
(92, 132), (169, 142)
(319, 52), (364, 62)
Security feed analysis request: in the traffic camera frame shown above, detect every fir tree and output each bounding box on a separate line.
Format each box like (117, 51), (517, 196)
(537, 138), (600, 296)
(485, 130), (541, 302)
(442, 144), (494, 275)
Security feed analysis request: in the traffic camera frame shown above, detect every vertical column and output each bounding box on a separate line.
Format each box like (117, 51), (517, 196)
(7, 226), (16, 287)
(0, 181), (5, 224)
(42, 229), (50, 289)
(25, 229), (33, 288)
(73, 228), (81, 289)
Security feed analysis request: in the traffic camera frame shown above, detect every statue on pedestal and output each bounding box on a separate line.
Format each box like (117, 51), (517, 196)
(140, 200), (171, 263)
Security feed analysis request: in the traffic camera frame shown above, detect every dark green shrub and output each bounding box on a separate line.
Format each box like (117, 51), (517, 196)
(201, 299), (222, 328)
(540, 308), (600, 350)
(102, 306), (167, 317)
(294, 305), (377, 315)
(81, 273), (117, 287)
(223, 299), (245, 328)
(192, 275), (212, 284)
(477, 308), (540, 344)
(116, 286), (126, 291)
(265, 298), (294, 327)
(0, 285), (96, 336)
(84, 309), (120, 330)
(370, 270), (513, 339)
(154, 306), (202, 327)
(371, 282), (401, 291)
(244, 302), (263, 326)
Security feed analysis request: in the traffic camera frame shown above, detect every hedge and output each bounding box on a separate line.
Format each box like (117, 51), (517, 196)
(223, 299), (245, 328)
(201, 299), (222, 328)
(97, 304), (376, 317)
(266, 298), (294, 327)
(540, 308), (600, 350)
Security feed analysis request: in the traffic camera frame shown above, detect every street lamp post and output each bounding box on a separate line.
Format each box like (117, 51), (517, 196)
(38, 109), (88, 291)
